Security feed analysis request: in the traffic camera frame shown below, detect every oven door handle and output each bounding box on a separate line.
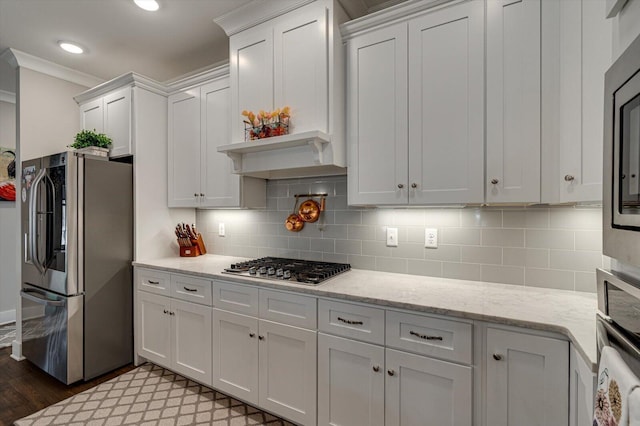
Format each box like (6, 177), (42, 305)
(597, 312), (640, 359)
(20, 289), (65, 307)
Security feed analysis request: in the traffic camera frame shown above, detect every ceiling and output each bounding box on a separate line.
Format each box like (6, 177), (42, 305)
(0, 0), (405, 93)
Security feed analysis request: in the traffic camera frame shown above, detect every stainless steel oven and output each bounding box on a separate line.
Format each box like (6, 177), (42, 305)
(604, 31), (640, 266)
(596, 269), (640, 377)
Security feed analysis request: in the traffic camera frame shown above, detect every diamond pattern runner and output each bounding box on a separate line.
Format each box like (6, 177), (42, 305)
(14, 364), (295, 426)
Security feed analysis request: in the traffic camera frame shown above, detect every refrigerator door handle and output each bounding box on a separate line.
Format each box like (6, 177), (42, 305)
(41, 173), (56, 269)
(28, 169), (46, 275)
(20, 288), (66, 307)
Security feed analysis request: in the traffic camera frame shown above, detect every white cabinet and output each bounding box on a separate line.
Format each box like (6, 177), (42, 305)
(317, 302), (473, 426)
(385, 348), (472, 426)
(486, 0), (541, 203)
(485, 327), (569, 426)
(168, 76), (265, 208)
(229, 1), (330, 142)
(135, 269), (213, 386)
(79, 86), (132, 158)
(542, 0), (612, 203)
(317, 333), (385, 426)
(136, 290), (213, 386)
(569, 344), (596, 426)
(346, 0), (484, 205)
(211, 283), (317, 426)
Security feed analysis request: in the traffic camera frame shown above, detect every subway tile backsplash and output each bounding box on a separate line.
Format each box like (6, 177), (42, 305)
(197, 176), (605, 293)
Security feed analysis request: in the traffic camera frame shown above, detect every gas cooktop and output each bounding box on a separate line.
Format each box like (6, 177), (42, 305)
(223, 257), (351, 285)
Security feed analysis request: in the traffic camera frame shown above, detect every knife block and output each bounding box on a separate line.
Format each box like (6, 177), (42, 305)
(179, 245), (201, 257)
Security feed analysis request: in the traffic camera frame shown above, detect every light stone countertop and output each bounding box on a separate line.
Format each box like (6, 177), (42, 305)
(133, 254), (598, 370)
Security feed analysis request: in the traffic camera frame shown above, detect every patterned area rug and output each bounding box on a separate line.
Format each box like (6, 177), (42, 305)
(14, 363), (295, 426)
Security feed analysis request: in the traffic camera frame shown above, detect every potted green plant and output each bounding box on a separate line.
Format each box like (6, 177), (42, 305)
(70, 129), (112, 157)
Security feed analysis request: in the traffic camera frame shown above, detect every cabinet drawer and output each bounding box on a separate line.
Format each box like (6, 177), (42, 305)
(386, 310), (472, 364)
(170, 274), (212, 306)
(136, 268), (171, 296)
(318, 299), (385, 345)
(213, 280), (259, 316)
(259, 290), (317, 329)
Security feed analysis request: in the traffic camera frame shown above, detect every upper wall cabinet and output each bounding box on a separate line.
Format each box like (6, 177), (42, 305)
(541, 0), (612, 203)
(215, 0), (349, 179)
(167, 73), (266, 209)
(343, 0), (485, 206)
(485, 0), (541, 204)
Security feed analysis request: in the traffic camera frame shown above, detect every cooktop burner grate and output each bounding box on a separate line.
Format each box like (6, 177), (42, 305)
(223, 257), (351, 285)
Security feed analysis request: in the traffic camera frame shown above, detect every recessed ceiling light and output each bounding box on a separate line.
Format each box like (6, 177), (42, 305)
(58, 41), (84, 54)
(134, 0), (159, 11)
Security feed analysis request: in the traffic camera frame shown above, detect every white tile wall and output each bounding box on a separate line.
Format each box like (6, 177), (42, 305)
(197, 176), (605, 292)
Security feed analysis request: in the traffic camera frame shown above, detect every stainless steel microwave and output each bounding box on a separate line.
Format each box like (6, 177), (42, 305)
(604, 32), (640, 267)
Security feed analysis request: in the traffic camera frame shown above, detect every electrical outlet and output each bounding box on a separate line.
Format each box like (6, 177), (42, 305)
(386, 227), (398, 247)
(218, 223), (225, 237)
(425, 228), (438, 248)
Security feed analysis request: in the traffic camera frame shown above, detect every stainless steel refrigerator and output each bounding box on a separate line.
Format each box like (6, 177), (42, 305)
(20, 151), (133, 384)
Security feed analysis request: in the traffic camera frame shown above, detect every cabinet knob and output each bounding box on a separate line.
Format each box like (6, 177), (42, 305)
(387, 369), (395, 376)
(490, 178), (499, 185)
(411, 183), (417, 189)
(493, 353), (503, 361)
(249, 333), (255, 338)
(200, 193), (205, 197)
(397, 184), (404, 189)
(373, 365), (380, 372)
(258, 335), (264, 340)
(194, 193), (198, 197)
(564, 175), (575, 182)
(163, 309), (168, 314)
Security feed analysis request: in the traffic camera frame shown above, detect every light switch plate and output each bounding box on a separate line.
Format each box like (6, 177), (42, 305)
(386, 227), (398, 247)
(425, 228), (438, 248)
(219, 223), (225, 237)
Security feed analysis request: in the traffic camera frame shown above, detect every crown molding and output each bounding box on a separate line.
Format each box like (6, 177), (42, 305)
(74, 72), (169, 104)
(0, 48), (104, 88)
(214, 0), (316, 36)
(340, 0), (453, 39)
(164, 62), (230, 92)
(0, 90), (16, 104)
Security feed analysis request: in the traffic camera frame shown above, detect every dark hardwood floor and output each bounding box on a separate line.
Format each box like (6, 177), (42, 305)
(0, 346), (135, 426)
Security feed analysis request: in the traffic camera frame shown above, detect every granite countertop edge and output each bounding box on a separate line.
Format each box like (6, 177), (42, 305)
(133, 254), (598, 371)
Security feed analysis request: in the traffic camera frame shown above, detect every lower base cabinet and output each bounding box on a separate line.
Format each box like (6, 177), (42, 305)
(485, 327), (569, 426)
(137, 291), (213, 386)
(212, 308), (317, 425)
(317, 333), (472, 426)
(570, 344), (596, 426)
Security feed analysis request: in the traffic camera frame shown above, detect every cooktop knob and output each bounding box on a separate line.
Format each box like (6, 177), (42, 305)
(249, 267), (257, 275)
(258, 266), (267, 275)
(283, 270), (291, 279)
(267, 267), (276, 276)
(276, 268), (284, 277)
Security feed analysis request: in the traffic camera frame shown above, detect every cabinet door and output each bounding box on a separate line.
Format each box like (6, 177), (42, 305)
(200, 79), (239, 207)
(167, 89), (200, 208)
(569, 344), (595, 426)
(212, 309), (259, 405)
(486, 0), (541, 203)
(103, 87), (132, 158)
(557, 0), (611, 202)
(486, 328), (569, 426)
(347, 23), (408, 205)
(136, 291), (171, 367)
(385, 348), (472, 426)
(230, 25), (274, 142)
(172, 299), (212, 386)
(258, 320), (317, 426)
(407, 1), (484, 204)
(80, 98), (103, 134)
(317, 333), (384, 426)
(273, 2), (327, 134)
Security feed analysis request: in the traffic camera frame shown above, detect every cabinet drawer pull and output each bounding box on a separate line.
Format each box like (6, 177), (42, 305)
(387, 369), (395, 376)
(337, 316), (363, 325)
(372, 365), (380, 372)
(183, 286), (198, 292)
(409, 330), (443, 341)
(493, 353), (503, 361)
(148, 280), (160, 285)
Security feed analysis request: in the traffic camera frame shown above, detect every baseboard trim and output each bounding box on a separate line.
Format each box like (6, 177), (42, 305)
(0, 309), (16, 325)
